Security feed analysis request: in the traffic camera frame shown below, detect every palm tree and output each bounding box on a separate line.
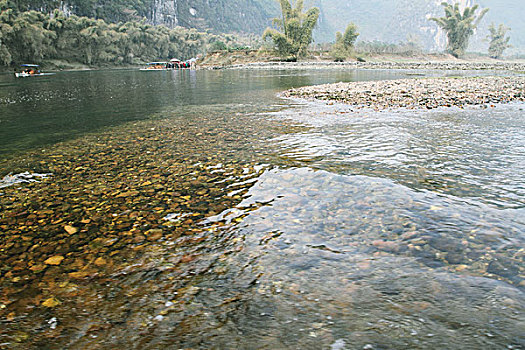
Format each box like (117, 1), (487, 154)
(431, 2), (488, 58)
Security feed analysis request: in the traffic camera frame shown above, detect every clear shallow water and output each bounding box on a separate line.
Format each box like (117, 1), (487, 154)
(0, 68), (514, 156)
(0, 69), (523, 349)
(271, 101), (525, 209)
(0, 69), (420, 156)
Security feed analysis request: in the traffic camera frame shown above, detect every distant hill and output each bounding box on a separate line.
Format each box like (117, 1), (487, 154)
(315, 0), (524, 55)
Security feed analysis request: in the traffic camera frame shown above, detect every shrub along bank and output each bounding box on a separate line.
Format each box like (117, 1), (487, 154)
(0, 1), (213, 68)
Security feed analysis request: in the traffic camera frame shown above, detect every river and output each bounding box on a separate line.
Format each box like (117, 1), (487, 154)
(0, 68), (523, 349)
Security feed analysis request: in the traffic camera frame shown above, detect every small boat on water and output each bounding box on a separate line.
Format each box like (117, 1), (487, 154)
(15, 64), (53, 78)
(140, 62), (171, 71)
(170, 58), (197, 69)
(140, 58), (197, 71)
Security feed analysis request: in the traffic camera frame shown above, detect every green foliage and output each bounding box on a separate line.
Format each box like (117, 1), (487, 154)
(10, 0), (153, 22)
(355, 40), (422, 56)
(342, 23), (359, 50)
(0, 8), (55, 63)
(207, 38), (252, 52)
(210, 40), (228, 51)
(330, 41), (346, 62)
(431, 2), (488, 58)
(0, 5), (211, 66)
(330, 23), (359, 61)
(0, 3), (14, 64)
(487, 23), (511, 59)
(7, 0), (280, 35)
(263, 0), (319, 58)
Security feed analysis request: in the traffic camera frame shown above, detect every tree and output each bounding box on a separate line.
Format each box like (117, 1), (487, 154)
(342, 23), (359, 50)
(0, 2), (16, 65)
(431, 2), (488, 58)
(487, 23), (511, 59)
(0, 5), (211, 68)
(330, 22), (359, 61)
(262, 0), (319, 58)
(10, 10), (55, 62)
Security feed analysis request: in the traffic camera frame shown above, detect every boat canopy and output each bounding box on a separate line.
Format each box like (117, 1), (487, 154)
(170, 58), (181, 63)
(20, 64), (40, 67)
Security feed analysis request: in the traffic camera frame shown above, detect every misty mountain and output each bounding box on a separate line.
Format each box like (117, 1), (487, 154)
(145, 0), (278, 34)
(315, 0), (524, 55)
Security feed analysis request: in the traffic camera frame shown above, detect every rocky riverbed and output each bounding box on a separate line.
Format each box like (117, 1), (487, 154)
(283, 76), (525, 110)
(1, 67), (525, 348)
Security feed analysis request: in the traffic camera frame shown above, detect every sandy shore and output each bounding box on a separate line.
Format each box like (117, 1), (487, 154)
(283, 76), (525, 110)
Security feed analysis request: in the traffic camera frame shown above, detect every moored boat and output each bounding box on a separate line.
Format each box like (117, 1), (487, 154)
(171, 58), (196, 69)
(140, 59), (197, 71)
(140, 62), (171, 71)
(14, 64), (53, 78)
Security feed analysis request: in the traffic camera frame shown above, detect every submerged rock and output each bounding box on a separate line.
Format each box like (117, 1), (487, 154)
(44, 256), (65, 266)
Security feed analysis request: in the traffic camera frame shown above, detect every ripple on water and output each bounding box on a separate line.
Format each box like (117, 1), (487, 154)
(0, 77), (523, 348)
(234, 167), (524, 281)
(270, 102), (525, 209)
(164, 167), (525, 349)
(0, 171), (52, 189)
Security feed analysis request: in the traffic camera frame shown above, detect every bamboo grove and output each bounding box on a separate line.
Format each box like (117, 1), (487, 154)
(262, 0), (319, 59)
(0, 1), (212, 67)
(431, 2), (489, 58)
(487, 23), (511, 59)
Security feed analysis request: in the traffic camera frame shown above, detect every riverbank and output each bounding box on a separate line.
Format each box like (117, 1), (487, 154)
(207, 61), (525, 72)
(0, 60), (142, 73)
(199, 50), (525, 71)
(283, 76), (525, 110)
(3, 54), (524, 73)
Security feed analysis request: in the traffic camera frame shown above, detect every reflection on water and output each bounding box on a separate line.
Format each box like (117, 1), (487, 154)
(0, 69), (524, 348)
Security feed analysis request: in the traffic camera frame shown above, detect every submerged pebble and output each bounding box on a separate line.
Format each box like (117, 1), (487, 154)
(0, 73), (523, 349)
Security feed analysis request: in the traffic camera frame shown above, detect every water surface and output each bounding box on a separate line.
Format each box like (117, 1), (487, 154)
(0, 68), (523, 349)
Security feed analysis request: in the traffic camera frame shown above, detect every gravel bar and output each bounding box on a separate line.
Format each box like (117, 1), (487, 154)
(283, 76), (525, 110)
(214, 61), (525, 71)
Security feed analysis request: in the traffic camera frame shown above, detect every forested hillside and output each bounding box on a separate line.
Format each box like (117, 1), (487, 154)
(0, 1), (214, 67)
(2, 0), (523, 67)
(10, 0), (278, 34)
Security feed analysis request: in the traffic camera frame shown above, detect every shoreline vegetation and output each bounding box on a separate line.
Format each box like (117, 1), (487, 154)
(2, 0), (523, 74)
(0, 4), (228, 71)
(196, 49), (525, 70)
(3, 54), (525, 73)
(283, 76), (525, 110)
